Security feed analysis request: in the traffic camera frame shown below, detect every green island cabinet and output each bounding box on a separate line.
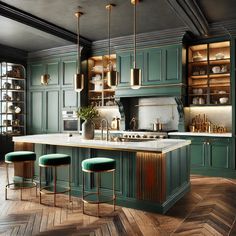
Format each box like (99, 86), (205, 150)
(169, 135), (234, 178)
(115, 44), (185, 97)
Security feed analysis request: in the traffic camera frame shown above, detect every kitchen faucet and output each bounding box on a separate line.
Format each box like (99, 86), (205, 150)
(101, 118), (109, 141)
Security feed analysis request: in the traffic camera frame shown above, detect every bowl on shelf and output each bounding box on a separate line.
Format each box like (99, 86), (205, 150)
(218, 90), (226, 94)
(192, 51), (203, 61)
(219, 97), (228, 104)
(212, 66), (221, 73)
(215, 53), (225, 60)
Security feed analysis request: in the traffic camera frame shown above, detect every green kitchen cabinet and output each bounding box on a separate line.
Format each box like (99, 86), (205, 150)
(29, 59), (60, 89)
(169, 135), (233, 177)
(116, 44), (182, 88)
(116, 51), (144, 87)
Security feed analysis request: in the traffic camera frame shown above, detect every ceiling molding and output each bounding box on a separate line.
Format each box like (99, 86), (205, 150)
(0, 43), (27, 64)
(0, 1), (91, 47)
(92, 27), (188, 55)
(166, 0), (209, 36)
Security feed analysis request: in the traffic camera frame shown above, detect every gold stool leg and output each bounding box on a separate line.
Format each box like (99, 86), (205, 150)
(5, 163), (9, 200)
(39, 166), (42, 204)
(82, 171), (85, 214)
(69, 165), (71, 203)
(54, 166), (57, 207)
(97, 172), (100, 217)
(20, 162), (24, 200)
(113, 170), (115, 211)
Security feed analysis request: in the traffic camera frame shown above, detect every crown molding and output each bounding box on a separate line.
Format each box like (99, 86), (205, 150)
(166, 0), (209, 36)
(0, 43), (27, 64)
(0, 1), (91, 47)
(92, 27), (188, 55)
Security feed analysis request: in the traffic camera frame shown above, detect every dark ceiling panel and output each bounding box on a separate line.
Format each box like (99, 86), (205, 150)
(0, 16), (71, 52)
(0, 0), (184, 41)
(198, 0), (236, 23)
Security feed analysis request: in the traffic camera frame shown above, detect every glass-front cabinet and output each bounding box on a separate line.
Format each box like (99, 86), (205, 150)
(88, 54), (116, 107)
(0, 62), (26, 137)
(188, 41), (230, 106)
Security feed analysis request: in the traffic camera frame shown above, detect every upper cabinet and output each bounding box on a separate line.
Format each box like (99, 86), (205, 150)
(87, 54), (116, 107)
(188, 41), (231, 106)
(0, 62), (26, 137)
(116, 44), (182, 88)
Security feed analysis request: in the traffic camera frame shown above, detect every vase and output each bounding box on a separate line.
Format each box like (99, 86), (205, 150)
(82, 119), (94, 139)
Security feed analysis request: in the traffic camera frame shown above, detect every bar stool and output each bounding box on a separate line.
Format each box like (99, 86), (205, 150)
(81, 157), (116, 217)
(39, 153), (71, 207)
(5, 151), (37, 200)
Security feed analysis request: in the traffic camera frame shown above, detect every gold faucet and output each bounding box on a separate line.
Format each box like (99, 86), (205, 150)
(101, 119), (109, 141)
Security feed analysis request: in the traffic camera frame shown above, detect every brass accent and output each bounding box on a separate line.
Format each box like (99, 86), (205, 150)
(131, 0), (141, 89)
(106, 3), (118, 88)
(41, 74), (50, 85)
(74, 9), (84, 92)
(131, 68), (141, 89)
(74, 73), (84, 92)
(136, 152), (166, 203)
(5, 160), (37, 200)
(39, 163), (71, 207)
(82, 168), (116, 217)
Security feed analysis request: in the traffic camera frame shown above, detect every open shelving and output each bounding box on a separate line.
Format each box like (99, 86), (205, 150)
(188, 41), (231, 106)
(88, 54), (116, 107)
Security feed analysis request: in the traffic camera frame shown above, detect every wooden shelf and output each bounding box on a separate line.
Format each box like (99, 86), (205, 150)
(209, 73), (230, 78)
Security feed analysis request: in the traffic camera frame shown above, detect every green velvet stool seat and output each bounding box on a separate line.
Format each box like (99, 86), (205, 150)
(5, 151), (37, 200)
(81, 157), (116, 217)
(39, 153), (71, 207)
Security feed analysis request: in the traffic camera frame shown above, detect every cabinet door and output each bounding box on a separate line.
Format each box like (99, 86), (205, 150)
(61, 56), (77, 86)
(144, 48), (162, 85)
(29, 62), (45, 88)
(207, 139), (231, 169)
(189, 138), (206, 167)
(117, 52), (132, 86)
(163, 45), (181, 84)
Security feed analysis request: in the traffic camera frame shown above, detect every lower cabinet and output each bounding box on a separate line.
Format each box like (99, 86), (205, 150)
(169, 135), (234, 177)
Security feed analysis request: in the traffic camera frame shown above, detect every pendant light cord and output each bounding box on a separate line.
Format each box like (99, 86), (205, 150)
(107, 5), (111, 71)
(77, 12), (81, 74)
(133, 1), (136, 69)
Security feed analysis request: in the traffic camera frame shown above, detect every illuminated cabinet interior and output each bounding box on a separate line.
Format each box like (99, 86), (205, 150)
(188, 41), (230, 106)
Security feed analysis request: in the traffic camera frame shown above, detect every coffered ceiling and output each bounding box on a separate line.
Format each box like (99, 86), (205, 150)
(0, 0), (236, 52)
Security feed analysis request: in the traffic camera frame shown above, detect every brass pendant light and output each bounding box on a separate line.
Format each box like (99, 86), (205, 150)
(74, 10), (84, 92)
(106, 4), (118, 88)
(131, 0), (141, 89)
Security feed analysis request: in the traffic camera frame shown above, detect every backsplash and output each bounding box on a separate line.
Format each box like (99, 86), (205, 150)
(184, 106), (232, 132)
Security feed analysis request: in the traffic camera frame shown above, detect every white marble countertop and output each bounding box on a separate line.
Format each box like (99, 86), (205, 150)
(13, 134), (191, 154)
(168, 132), (232, 138)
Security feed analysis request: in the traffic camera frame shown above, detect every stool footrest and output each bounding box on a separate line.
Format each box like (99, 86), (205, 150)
(6, 182), (37, 190)
(40, 186), (71, 195)
(82, 192), (115, 204)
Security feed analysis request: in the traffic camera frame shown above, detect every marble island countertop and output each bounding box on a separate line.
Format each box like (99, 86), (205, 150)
(13, 133), (191, 154)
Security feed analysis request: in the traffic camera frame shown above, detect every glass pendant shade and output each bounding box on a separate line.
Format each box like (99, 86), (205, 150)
(74, 73), (84, 92)
(74, 10), (84, 92)
(131, 68), (141, 89)
(131, 0), (141, 89)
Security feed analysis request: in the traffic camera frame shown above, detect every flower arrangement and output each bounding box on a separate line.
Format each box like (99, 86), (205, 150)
(77, 106), (99, 120)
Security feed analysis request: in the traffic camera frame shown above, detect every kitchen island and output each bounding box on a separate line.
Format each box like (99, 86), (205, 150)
(13, 134), (191, 213)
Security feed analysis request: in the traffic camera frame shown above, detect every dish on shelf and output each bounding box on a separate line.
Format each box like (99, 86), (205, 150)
(15, 106), (21, 113)
(92, 65), (103, 73)
(3, 120), (11, 126)
(218, 90), (226, 94)
(212, 66), (221, 73)
(192, 88), (203, 94)
(215, 53), (225, 60)
(219, 97), (228, 104)
(3, 82), (11, 89)
(192, 51), (203, 61)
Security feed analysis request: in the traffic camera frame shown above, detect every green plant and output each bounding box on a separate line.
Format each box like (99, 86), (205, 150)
(77, 106), (99, 120)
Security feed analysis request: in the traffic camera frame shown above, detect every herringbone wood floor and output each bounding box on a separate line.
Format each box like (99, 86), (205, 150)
(1, 164), (236, 235)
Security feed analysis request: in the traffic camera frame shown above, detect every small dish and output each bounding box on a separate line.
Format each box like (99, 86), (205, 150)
(212, 66), (221, 73)
(215, 53), (225, 60)
(219, 97), (228, 104)
(15, 106), (21, 113)
(218, 90), (226, 94)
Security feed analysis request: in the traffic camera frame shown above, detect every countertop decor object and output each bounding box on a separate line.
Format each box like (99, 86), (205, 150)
(77, 106), (99, 139)
(130, 0), (141, 89)
(74, 9), (84, 92)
